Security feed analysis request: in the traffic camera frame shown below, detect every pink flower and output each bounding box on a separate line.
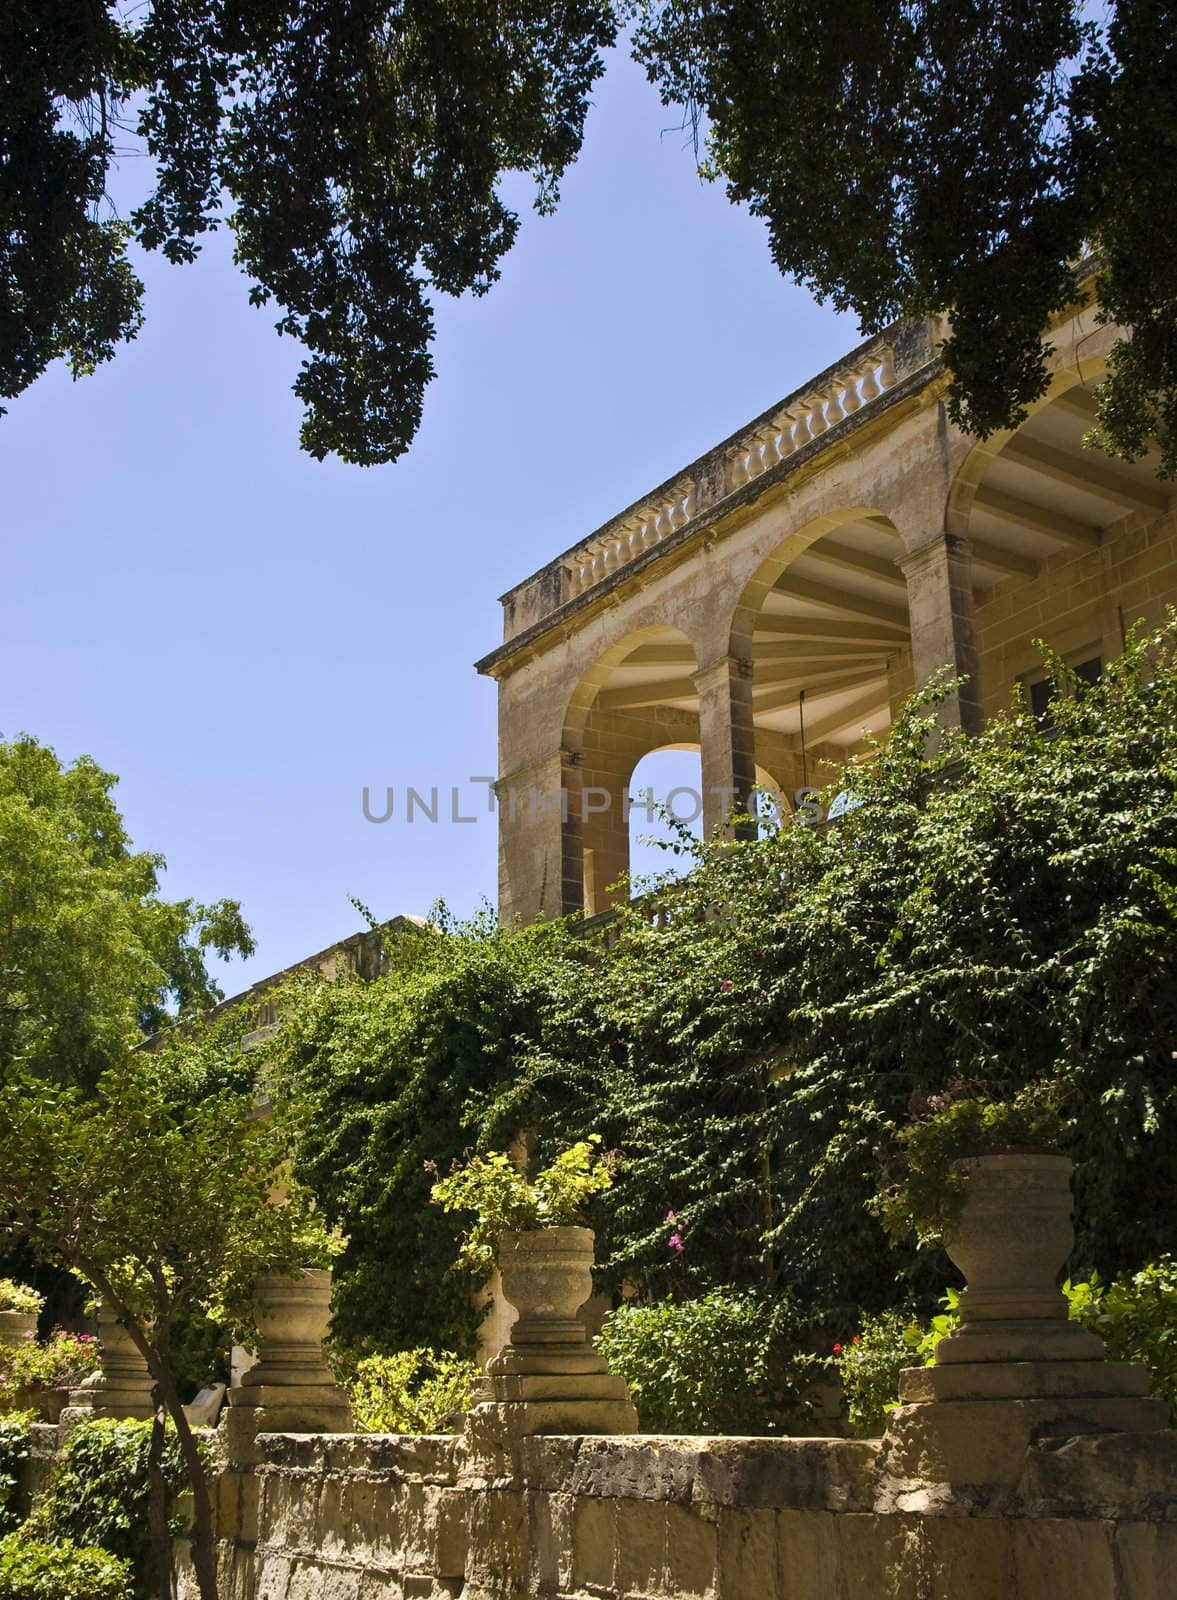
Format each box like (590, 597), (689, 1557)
(668, 1233), (684, 1253)
(720, 979), (733, 993)
(666, 1211), (677, 1223)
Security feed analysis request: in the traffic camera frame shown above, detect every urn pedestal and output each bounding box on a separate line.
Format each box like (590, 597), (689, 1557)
(882, 1155), (1167, 1503)
(469, 1227), (636, 1442)
(61, 1306), (155, 1427)
(224, 1269), (352, 1466)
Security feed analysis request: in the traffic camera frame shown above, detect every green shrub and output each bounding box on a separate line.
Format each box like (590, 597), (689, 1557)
(0, 1330), (96, 1412)
(831, 1311), (914, 1437)
(1065, 1256), (1177, 1422)
(0, 1285), (41, 1318)
(31, 1419), (192, 1577)
(596, 1289), (813, 1434)
(0, 1417), (32, 1536)
(430, 1139), (616, 1273)
(0, 1533), (131, 1600)
(345, 1348), (480, 1433)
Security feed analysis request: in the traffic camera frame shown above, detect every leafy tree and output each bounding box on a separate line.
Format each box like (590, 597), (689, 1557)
(0, 1042), (340, 1600)
(0, 0), (616, 464)
(0, 735), (252, 1085)
(6, 3), (1174, 473)
(635, 0), (1177, 471)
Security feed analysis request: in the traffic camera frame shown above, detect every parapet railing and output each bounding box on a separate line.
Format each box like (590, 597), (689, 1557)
(561, 335), (901, 602)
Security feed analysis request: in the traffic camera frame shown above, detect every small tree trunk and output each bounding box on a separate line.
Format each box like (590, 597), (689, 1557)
(147, 1389), (175, 1600)
(119, 1318), (219, 1600)
(155, 1367), (219, 1600)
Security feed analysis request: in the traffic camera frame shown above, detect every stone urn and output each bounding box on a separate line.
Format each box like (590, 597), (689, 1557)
(891, 1152), (1167, 1478)
(472, 1226), (638, 1438)
(0, 1311), (38, 1349)
(936, 1152), (1102, 1364)
(224, 1268), (352, 1465)
(492, 1225), (595, 1358)
(241, 1269), (337, 1387)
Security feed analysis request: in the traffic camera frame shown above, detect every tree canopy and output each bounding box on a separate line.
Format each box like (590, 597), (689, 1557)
(0, 0), (615, 464)
(3, 2), (1175, 469)
(635, 0), (1177, 472)
(0, 734), (252, 1082)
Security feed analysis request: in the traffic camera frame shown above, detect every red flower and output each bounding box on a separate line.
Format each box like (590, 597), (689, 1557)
(832, 1342), (842, 1354)
(852, 1335), (861, 1344)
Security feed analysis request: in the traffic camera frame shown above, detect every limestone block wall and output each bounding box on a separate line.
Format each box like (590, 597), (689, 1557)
(975, 503), (1177, 716)
(193, 1427), (1177, 1600)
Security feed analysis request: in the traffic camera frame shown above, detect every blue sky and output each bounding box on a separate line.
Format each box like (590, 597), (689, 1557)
(1, 47), (853, 998)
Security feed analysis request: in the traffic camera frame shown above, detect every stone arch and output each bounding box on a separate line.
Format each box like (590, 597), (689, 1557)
(726, 508), (912, 795)
(561, 625), (702, 915)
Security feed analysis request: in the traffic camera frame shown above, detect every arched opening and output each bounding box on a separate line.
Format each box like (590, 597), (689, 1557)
(563, 625), (702, 916)
(627, 746), (704, 892)
(730, 512), (913, 804)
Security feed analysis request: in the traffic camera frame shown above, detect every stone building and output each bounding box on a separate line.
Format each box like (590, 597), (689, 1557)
(477, 279), (1177, 924)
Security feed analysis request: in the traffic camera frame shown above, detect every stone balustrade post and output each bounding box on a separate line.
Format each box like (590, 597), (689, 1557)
(223, 1268), (352, 1466)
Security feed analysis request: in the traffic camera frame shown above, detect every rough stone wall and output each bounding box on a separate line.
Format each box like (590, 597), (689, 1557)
(190, 1428), (1177, 1600)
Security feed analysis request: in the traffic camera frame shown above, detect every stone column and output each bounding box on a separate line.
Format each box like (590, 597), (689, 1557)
(496, 751), (583, 922)
(223, 1269), (352, 1466)
(897, 532), (982, 735)
(694, 655), (757, 839)
(61, 1305), (155, 1425)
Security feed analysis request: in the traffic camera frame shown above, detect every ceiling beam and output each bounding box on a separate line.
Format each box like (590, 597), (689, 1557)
(1050, 387), (1100, 423)
(802, 685), (892, 746)
(971, 484), (1101, 547)
(753, 667), (884, 717)
(597, 677), (697, 712)
(802, 539), (907, 590)
(969, 536), (1040, 580)
(1001, 436), (1169, 514)
(754, 614), (910, 645)
(752, 640), (892, 663)
(772, 574), (911, 630)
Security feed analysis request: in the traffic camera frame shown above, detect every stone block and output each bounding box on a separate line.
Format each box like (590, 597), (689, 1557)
(1010, 1518), (1116, 1599)
(616, 1497), (669, 1595)
(571, 1494), (618, 1591)
(776, 1509), (839, 1600)
(716, 1507), (780, 1600)
(663, 1501), (718, 1597)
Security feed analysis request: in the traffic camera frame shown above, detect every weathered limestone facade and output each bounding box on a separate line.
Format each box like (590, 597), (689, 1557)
(477, 288), (1177, 921)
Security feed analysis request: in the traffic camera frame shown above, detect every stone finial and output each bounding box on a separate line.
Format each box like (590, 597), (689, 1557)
(223, 1268), (353, 1465)
(468, 1226), (637, 1442)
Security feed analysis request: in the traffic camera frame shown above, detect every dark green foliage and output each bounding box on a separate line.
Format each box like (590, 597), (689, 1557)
(280, 623), (1177, 1358)
(1, 0), (616, 464)
(635, 0), (1177, 474)
(0, 1534), (131, 1600)
(32, 1418), (189, 1583)
(0, 1416), (31, 1537)
(595, 1289), (815, 1433)
(1067, 1256), (1177, 1421)
(272, 913), (591, 1354)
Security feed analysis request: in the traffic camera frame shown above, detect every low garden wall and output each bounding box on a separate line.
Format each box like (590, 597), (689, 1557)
(195, 1423), (1177, 1600)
